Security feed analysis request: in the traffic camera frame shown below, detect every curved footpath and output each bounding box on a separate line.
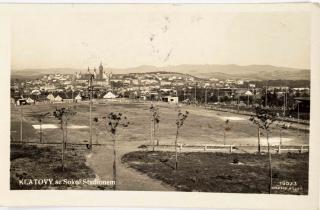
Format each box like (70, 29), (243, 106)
(85, 143), (174, 191)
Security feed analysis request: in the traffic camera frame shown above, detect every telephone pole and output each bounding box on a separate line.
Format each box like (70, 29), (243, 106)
(283, 90), (286, 117)
(283, 81), (288, 117)
(265, 81), (268, 107)
(88, 68), (94, 150)
(19, 85), (24, 143)
(194, 82), (197, 104)
(20, 105), (23, 143)
(205, 87), (208, 105)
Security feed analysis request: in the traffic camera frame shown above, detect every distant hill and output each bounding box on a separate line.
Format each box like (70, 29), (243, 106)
(11, 70), (45, 79)
(11, 64), (310, 81)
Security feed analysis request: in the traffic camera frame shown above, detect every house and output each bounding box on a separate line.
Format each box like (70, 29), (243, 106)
(244, 90), (253, 96)
(16, 98), (27, 106)
(160, 81), (171, 86)
(146, 91), (159, 101)
(209, 78), (219, 82)
(103, 92), (116, 99)
(26, 97), (35, 104)
(31, 89), (41, 95)
(237, 80), (244, 85)
(75, 93), (82, 101)
(162, 96), (179, 104)
(43, 84), (56, 92)
(54, 95), (63, 102)
(132, 79), (139, 85)
(140, 95), (147, 100)
(47, 93), (55, 102)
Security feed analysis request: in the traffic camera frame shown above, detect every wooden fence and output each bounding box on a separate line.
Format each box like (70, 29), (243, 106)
(144, 143), (309, 154)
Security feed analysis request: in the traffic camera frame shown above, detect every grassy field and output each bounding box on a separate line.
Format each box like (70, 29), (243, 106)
(10, 101), (309, 191)
(122, 151), (308, 194)
(10, 101), (309, 147)
(10, 144), (111, 190)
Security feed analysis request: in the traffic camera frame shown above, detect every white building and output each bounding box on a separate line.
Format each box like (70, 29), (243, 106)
(162, 96), (179, 104)
(26, 97), (35, 104)
(54, 95), (63, 102)
(47, 93), (55, 101)
(103, 92), (116, 99)
(237, 80), (244, 85)
(160, 81), (171, 86)
(75, 94), (82, 101)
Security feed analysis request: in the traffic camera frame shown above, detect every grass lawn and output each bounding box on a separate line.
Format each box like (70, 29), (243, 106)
(10, 102), (309, 192)
(10, 144), (111, 190)
(122, 151), (308, 194)
(10, 102), (308, 146)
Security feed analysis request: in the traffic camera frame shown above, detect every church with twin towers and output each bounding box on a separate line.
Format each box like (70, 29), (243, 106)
(75, 62), (112, 87)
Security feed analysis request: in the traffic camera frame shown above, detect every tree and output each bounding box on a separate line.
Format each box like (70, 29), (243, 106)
(104, 112), (129, 190)
(93, 117), (100, 144)
(249, 107), (276, 194)
(223, 119), (232, 145)
(174, 109), (189, 170)
(150, 104), (160, 149)
(35, 112), (50, 143)
(53, 107), (76, 171)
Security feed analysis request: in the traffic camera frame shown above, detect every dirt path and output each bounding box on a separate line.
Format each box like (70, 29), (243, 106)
(86, 144), (174, 191)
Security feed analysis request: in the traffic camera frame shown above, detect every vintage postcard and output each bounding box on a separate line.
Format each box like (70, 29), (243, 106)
(0, 2), (319, 209)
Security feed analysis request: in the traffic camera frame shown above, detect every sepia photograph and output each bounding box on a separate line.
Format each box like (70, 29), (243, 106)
(8, 3), (312, 195)
(1, 4), (318, 208)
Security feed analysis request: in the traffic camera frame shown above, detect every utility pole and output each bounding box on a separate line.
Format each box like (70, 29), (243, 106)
(40, 119), (43, 143)
(20, 105), (23, 143)
(237, 96), (240, 113)
(297, 102), (300, 123)
(90, 80), (93, 149)
(285, 81), (288, 117)
(88, 68), (94, 150)
(158, 84), (162, 102)
(71, 75), (75, 103)
(297, 101), (300, 136)
(283, 89), (286, 117)
(19, 85), (24, 143)
(247, 84), (250, 106)
(297, 101), (301, 136)
(194, 82), (197, 105)
(265, 81), (268, 107)
(150, 107), (153, 149)
(138, 77), (141, 102)
(205, 87), (207, 105)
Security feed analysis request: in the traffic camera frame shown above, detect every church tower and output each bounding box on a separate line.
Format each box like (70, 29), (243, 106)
(99, 62), (103, 80)
(93, 67), (97, 79)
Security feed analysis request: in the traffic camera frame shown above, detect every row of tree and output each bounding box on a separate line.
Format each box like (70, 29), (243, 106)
(29, 103), (289, 193)
(36, 104), (189, 190)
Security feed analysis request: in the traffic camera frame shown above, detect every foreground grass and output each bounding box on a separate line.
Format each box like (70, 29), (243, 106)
(10, 144), (110, 190)
(122, 151), (308, 194)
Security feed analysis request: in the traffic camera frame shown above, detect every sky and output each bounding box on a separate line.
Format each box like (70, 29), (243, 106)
(11, 4), (310, 70)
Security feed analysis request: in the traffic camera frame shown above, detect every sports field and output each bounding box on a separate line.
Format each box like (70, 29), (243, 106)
(10, 101), (309, 148)
(10, 101), (309, 191)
